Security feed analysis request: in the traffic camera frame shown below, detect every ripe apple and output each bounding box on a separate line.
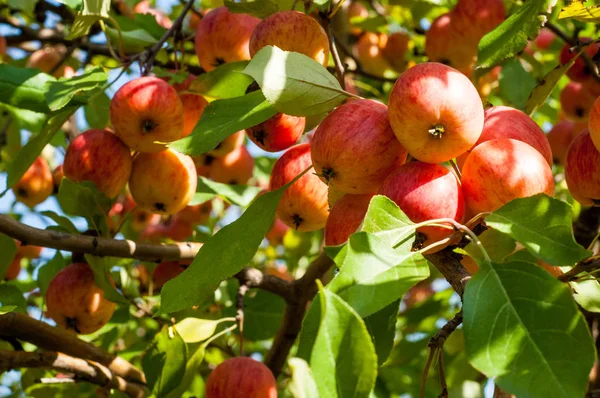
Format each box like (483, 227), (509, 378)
(453, 0), (505, 39)
(456, 106), (552, 168)
(26, 46), (68, 77)
(195, 7), (260, 71)
(129, 149), (198, 214)
(141, 217), (194, 242)
(16, 241), (42, 259)
(354, 32), (391, 77)
(4, 255), (22, 280)
(250, 11), (330, 66)
(205, 357), (277, 398)
(110, 76), (184, 153)
(534, 28), (556, 50)
(588, 96), (600, 152)
(547, 120), (584, 165)
(347, 1), (368, 35)
(382, 32), (410, 73)
(246, 113), (305, 152)
(270, 143), (329, 231)
(175, 201), (213, 226)
(208, 131), (245, 157)
(46, 263), (116, 334)
(180, 93), (209, 138)
(152, 261), (190, 290)
(404, 281), (435, 308)
(311, 99), (407, 194)
(476, 66), (501, 98)
(559, 38), (600, 82)
(63, 129), (133, 198)
(266, 218), (289, 245)
(379, 162), (464, 245)
(13, 157), (53, 208)
(565, 129), (600, 206)
(52, 164), (64, 194)
(324, 193), (374, 246)
(209, 145), (254, 185)
(131, 209), (161, 232)
(133, 0), (172, 28)
(192, 154), (215, 177)
(559, 81), (596, 122)
(461, 138), (555, 214)
(388, 62), (484, 163)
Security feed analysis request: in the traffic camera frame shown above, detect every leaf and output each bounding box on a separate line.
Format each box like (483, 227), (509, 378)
(364, 300), (399, 365)
(477, 0), (547, 68)
(224, 0), (280, 18)
(242, 46), (352, 116)
(6, 109), (74, 189)
(297, 286), (377, 398)
(571, 279), (600, 313)
(174, 317), (226, 343)
(197, 177), (262, 207)
(142, 326), (188, 397)
(525, 59), (577, 116)
(85, 255), (129, 305)
(498, 58), (537, 111)
(0, 234), (18, 281)
(464, 228), (516, 264)
(558, 1), (600, 23)
(0, 65), (54, 113)
(327, 232), (430, 318)
(37, 252), (67, 296)
(188, 61), (254, 100)
(7, 0), (38, 14)
(0, 284), (27, 313)
(40, 211), (79, 234)
(463, 260), (595, 397)
(57, 179), (112, 225)
(240, 290), (285, 340)
(160, 182), (291, 314)
(361, 195), (416, 248)
(103, 15), (162, 53)
(286, 358), (320, 398)
(45, 66), (108, 111)
(83, 91), (111, 129)
(3, 104), (47, 133)
(169, 91), (276, 156)
(0, 306), (17, 315)
(166, 344), (206, 398)
(67, 0), (111, 39)
(485, 194), (591, 266)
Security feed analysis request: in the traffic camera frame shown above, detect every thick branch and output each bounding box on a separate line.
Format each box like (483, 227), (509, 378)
(235, 267), (296, 303)
(425, 250), (471, 297)
(0, 351), (146, 398)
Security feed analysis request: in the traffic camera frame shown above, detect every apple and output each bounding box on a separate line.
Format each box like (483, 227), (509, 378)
(559, 81), (596, 122)
(13, 157), (53, 208)
(52, 164), (64, 194)
(26, 46), (68, 78)
(347, 1), (368, 35)
(209, 131), (245, 157)
(205, 357), (277, 398)
(476, 66), (501, 98)
(180, 93), (209, 138)
(192, 154), (215, 177)
(453, 0), (505, 39)
(547, 120), (583, 165)
(16, 241), (42, 259)
(461, 138), (555, 214)
(63, 129), (133, 198)
(209, 145), (254, 185)
(382, 32), (410, 73)
(534, 28), (556, 50)
(129, 149), (198, 214)
(4, 255), (22, 281)
(588, 96), (600, 152)
(354, 32), (391, 77)
(250, 11), (330, 66)
(246, 113), (305, 152)
(195, 7), (260, 71)
(266, 218), (289, 245)
(133, 0), (172, 28)
(379, 162), (465, 246)
(311, 99), (407, 194)
(270, 143), (329, 231)
(131, 209), (161, 232)
(175, 201), (213, 226)
(141, 217), (194, 242)
(324, 193), (374, 246)
(456, 106), (553, 168)
(565, 129), (600, 206)
(404, 281), (435, 308)
(559, 38), (600, 82)
(46, 263), (116, 334)
(388, 62), (484, 163)
(110, 76), (184, 153)
(152, 261), (190, 290)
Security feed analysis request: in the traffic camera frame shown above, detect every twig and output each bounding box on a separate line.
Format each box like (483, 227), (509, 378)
(559, 256), (600, 282)
(429, 311), (463, 349)
(236, 283), (250, 356)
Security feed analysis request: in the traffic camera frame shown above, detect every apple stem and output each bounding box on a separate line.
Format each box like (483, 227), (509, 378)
(428, 124), (445, 139)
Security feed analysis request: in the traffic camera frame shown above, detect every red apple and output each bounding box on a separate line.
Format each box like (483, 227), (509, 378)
(453, 0), (505, 39)
(133, 0), (172, 28)
(379, 162), (464, 245)
(152, 261), (190, 290)
(547, 120), (584, 165)
(180, 93), (209, 138)
(4, 255), (22, 280)
(208, 131), (245, 157)
(588, 96), (600, 152)
(565, 129), (600, 206)
(461, 138), (555, 214)
(13, 157), (53, 208)
(559, 38), (600, 82)
(560, 81), (596, 122)
(141, 217), (194, 242)
(195, 7), (260, 71)
(175, 201), (213, 226)
(324, 193), (374, 246)
(246, 113), (305, 152)
(52, 164), (64, 194)
(209, 145), (254, 185)
(354, 32), (391, 77)
(388, 62), (484, 163)
(131, 209), (161, 232)
(250, 10), (330, 66)
(110, 76), (184, 152)
(16, 241), (42, 259)
(46, 263), (116, 334)
(534, 28), (556, 50)
(270, 143), (329, 231)
(205, 357), (277, 398)
(26, 46), (68, 78)
(311, 99), (407, 194)
(192, 154), (215, 177)
(265, 218), (289, 245)
(382, 31), (410, 73)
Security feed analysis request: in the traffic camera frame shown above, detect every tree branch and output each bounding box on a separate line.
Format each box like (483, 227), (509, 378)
(235, 267), (296, 303)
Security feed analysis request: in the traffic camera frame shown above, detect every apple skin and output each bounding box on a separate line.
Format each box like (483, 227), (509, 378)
(588, 96), (600, 152)
(379, 162), (465, 245)
(175, 201), (213, 226)
(63, 129), (133, 198)
(52, 164), (64, 194)
(559, 38), (600, 82)
(324, 193), (374, 246)
(26, 46), (68, 77)
(110, 76), (184, 153)
(565, 129), (600, 206)
(208, 131), (245, 157)
(192, 154), (215, 177)
(534, 28), (556, 50)
(5, 255), (22, 280)
(453, 0), (505, 39)
(16, 241), (42, 259)
(547, 120), (585, 165)
(559, 81), (596, 122)
(141, 217), (194, 242)
(250, 11), (330, 67)
(246, 113), (305, 152)
(456, 106), (553, 168)
(133, 0), (172, 28)
(129, 149), (198, 214)
(195, 7), (260, 71)
(209, 145), (254, 185)
(13, 157), (53, 208)
(205, 357), (277, 398)
(152, 261), (190, 290)
(266, 218), (289, 245)
(461, 138), (555, 214)
(270, 143), (329, 232)
(354, 32), (391, 77)
(180, 93), (209, 138)
(388, 62), (484, 164)
(311, 99), (407, 194)
(131, 209), (161, 232)
(46, 263), (116, 335)
(382, 32), (410, 73)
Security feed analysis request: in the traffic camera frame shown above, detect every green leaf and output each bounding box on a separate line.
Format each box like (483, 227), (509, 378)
(485, 194), (591, 266)
(525, 56), (578, 116)
(361, 195), (416, 248)
(464, 228), (516, 264)
(85, 255), (129, 304)
(188, 61), (254, 99)
(7, 0), (37, 14)
(0, 306), (17, 315)
(160, 182), (290, 314)
(3, 104), (47, 133)
(0, 65), (55, 113)
(37, 252), (67, 296)
(364, 300), (399, 365)
(67, 0), (110, 39)
(45, 66), (108, 111)
(142, 326), (188, 397)
(57, 179), (112, 225)
(104, 15), (162, 53)
(286, 358), (320, 398)
(6, 109), (74, 189)
(56, 0), (83, 10)
(242, 46), (352, 116)
(297, 286), (377, 398)
(240, 290), (285, 340)
(463, 260), (595, 397)
(174, 317), (228, 343)
(498, 58), (537, 111)
(166, 344), (206, 398)
(571, 279), (600, 313)
(477, 0), (547, 68)
(0, 284), (27, 313)
(40, 211), (79, 234)
(224, 0), (279, 18)
(327, 232), (429, 318)
(197, 177), (262, 207)
(169, 91), (276, 156)
(83, 91), (111, 129)
(0, 234), (18, 281)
